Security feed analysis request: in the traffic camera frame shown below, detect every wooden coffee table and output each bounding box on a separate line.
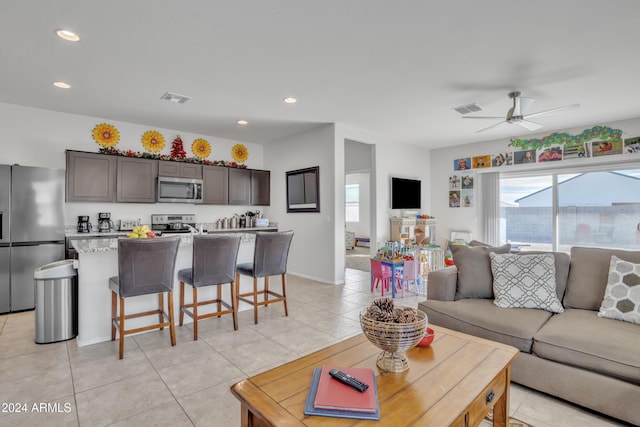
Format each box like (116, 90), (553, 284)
(231, 325), (518, 426)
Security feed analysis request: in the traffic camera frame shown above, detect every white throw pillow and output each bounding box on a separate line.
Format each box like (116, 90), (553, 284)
(489, 253), (564, 313)
(598, 255), (640, 324)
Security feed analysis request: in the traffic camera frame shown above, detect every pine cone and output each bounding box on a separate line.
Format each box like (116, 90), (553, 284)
(373, 297), (394, 314)
(365, 305), (383, 320)
(396, 307), (417, 323)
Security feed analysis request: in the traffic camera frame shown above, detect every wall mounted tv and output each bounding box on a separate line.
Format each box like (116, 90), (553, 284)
(391, 177), (421, 209)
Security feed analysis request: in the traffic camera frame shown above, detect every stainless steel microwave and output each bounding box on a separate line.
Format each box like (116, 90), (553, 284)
(157, 176), (203, 203)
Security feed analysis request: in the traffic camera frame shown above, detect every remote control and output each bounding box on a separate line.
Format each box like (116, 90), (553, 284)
(329, 368), (369, 392)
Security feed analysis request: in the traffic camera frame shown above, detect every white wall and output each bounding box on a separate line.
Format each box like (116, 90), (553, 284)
(430, 117), (640, 247)
(0, 102), (266, 227)
(264, 124), (340, 284)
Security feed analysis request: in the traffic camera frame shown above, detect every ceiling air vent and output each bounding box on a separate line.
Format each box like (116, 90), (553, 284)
(452, 103), (482, 115)
(160, 92), (192, 104)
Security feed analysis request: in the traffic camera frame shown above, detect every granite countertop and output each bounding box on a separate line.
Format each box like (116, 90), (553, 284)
(70, 234), (196, 253)
(69, 228), (275, 254)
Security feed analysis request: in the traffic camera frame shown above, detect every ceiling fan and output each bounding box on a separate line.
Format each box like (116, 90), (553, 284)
(463, 91), (579, 133)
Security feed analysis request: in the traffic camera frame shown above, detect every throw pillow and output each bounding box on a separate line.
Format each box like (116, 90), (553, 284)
(451, 243), (511, 299)
(597, 255), (640, 324)
(490, 252), (564, 313)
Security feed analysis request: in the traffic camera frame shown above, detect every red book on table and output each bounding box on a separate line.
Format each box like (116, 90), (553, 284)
(313, 365), (377, 413)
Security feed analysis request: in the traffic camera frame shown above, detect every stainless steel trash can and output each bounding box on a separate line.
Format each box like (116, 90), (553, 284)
(34, 260), (78, 343)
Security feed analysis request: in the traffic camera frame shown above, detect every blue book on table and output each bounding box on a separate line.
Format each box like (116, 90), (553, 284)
(303, 367), (380, 421)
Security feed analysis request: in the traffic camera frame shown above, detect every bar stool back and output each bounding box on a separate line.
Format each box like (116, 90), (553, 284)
(236, 231), (294, 324)
(178, 234), (242, 340)
(109, 237), (180, 359)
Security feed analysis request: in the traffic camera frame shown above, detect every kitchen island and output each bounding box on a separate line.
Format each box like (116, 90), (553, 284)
(70, 228), (277, 347)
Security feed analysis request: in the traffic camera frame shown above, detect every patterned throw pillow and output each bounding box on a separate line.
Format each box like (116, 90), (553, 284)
(489, 253), (564, 313)
(598, 255), (640, 324)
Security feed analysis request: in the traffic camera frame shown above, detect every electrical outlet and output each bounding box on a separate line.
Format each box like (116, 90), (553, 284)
(119, 219), (137, 230)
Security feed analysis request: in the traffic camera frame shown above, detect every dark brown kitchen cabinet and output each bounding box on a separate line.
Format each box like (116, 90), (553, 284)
(251, 169), (270, 206)
(158, 161), (202, 179)
(116, 157), (158, 203)
(228, 168), (251, 205)
(66, 150), (116, 202)
(202, 165), (228, 204)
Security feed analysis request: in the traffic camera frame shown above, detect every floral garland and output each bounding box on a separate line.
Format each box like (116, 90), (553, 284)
(510, 125), (623, 150)
(98, 147), (247, 168)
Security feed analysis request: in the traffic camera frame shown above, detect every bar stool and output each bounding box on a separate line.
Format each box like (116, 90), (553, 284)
(178, 234), (242, 340)
(236, 231), (294, 324)
(110, 236), (180, 359)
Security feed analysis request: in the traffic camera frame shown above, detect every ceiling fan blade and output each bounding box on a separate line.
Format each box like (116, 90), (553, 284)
(517, 120), (543, 131)
(524, 103), (580, 119)
(514, 97), (534, 116)
(462, 116), (506, 120)
(475, 121), (508, 133)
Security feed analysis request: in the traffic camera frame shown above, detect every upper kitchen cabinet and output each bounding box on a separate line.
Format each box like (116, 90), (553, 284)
(158, 160), (202, 179)
(228, 168), (251, 205)
(251, 169), (270, 206)
(116, 157), (158, 203)
(66, 150), (116, 202)
(202, 165), (228, 204)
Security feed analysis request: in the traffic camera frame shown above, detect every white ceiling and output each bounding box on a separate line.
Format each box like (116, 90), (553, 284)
(2, 1), (640, 149)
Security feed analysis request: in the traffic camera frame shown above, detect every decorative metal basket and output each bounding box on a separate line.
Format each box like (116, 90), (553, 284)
(360, 308), (428, 372)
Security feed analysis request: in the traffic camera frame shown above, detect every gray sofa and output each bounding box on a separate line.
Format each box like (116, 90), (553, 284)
(418, 245), (640, 425)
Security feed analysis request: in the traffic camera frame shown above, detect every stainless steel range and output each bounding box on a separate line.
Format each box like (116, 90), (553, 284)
(151, 214), (197, 234)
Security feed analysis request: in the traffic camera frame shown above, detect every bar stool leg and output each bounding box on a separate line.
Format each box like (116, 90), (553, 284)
(179, 281), (185, 326)
(158, 293), (164, 330)
(111, 291), (117, 341)
(231, 281), (238, 331)
(168, 291), (176, 347)
(264, 277), (270, 306)
(217, 286), (222, 317)
(253, 277), (258, 324)
(281, 273), (288, 317)
(119, 297), (125, 359)
(192, 287), (198, 340)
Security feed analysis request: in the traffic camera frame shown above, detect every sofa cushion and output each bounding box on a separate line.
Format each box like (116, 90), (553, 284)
(451, 243), (511, 300)
(533, 308), (640, 385)
(565, 247), (640, 310)
(598, 255), (640, 324)
(490, 253), (564, 313)
(418, 299), (553, 352)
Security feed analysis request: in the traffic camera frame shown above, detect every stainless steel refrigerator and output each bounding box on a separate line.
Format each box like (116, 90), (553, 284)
(0, 165), (65, 313)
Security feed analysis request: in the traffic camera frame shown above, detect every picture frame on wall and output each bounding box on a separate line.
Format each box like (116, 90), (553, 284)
(454, 157), (471, 171)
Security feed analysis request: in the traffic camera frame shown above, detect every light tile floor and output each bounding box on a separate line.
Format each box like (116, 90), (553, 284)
(0, 269), (627, 426)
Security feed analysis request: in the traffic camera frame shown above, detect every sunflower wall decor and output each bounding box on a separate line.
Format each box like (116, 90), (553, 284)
(192, 138), (211, 159)
(232, 144), (249, 163)
(92, 123), (120, 147)
(141, 130), (165, 153)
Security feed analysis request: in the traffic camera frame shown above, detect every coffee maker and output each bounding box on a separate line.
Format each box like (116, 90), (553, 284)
(77, 216), (92, 233)
(98, 212), (114, 233)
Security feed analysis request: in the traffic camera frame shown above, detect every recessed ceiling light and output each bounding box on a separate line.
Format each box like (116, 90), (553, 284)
(56, 29), (80, 42)
(53, 81), (71, 89)
(283, 97), (297, 104)
(237, 120), (248, 125)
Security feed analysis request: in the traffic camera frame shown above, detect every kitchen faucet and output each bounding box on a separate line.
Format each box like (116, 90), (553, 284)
(184, 224), (200, 235)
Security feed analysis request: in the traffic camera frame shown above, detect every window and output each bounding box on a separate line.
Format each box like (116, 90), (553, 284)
(345, 184), (360, 222)
(500, 167), (640, 252)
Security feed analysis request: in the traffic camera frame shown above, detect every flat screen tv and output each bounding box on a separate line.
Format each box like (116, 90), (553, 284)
(391, 177), (421, 209)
